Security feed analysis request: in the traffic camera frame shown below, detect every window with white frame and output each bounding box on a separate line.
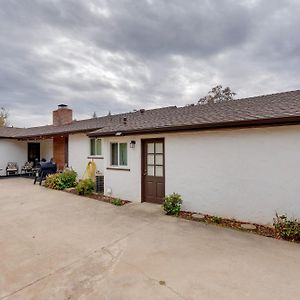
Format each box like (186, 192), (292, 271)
(90, 138), (102, 156)
(111, 142), (128, 166)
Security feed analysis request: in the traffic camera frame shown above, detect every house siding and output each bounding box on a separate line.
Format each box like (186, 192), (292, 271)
(165, 126), (300, 224)
(68, 133), (104, 179)
(101, 125), (300, 224)
(0, 139), (53, 176)
(0, 139), (27, 176)
(2, 123), (300, 224)
(102, 136), (143, 202)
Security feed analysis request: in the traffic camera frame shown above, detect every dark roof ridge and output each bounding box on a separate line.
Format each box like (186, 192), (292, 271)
(69, 105), (178, 124)
(201, 89), (300, 106)
(25, 124), (54, 130)
(234, 89), (300, 102)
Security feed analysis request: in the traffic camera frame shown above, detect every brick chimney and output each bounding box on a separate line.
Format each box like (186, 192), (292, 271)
(53, 104), (73, 126)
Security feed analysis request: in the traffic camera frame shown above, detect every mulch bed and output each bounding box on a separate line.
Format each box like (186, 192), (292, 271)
(58, 186), (297, 242)
(179, 211), (278, 239)
(65, 188), (130, 206)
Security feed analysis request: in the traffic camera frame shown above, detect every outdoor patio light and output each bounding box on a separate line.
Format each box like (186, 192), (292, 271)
(130, 140), (136, 148)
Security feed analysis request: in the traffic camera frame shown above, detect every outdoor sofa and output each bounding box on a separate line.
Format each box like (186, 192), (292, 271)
(6, 162), (18, 176)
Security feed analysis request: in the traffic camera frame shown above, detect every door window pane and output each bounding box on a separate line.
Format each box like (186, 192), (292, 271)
(147, 154), (154, 165)
(155, 154), (163, 165)
(90, 139), (95, 155)
(95, 139), (102, 155)
(145, 141), (164, 177)
(155, 166), (163, 177)
(119, 143), (127, 166)
(111, 143), (118, 165)
(155, 143), (163, 153)
(147, 143), (155, 153)
(147, 165), (155, 176)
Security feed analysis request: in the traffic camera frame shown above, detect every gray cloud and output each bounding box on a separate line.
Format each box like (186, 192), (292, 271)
(0, 0), (299, 127)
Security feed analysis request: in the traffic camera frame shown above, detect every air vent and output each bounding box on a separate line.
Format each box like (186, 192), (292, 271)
(95, 174), (104, 193)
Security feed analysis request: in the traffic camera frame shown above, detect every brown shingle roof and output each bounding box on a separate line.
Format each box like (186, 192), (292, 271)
(0, 111), (139, 138)
(1, 90), (300, 139)
(89, 90), (300, 136)
(0, 127), (26, 138)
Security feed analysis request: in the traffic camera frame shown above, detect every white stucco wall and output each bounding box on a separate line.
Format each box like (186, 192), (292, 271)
(100, 125), (300, 224)
(2, 124), (299, 223)
(0, 139), (53, 176)
(0, 139), (27, 176)
(68, 133), (104, 179)
(102, 136), (142, 202)
(166, 126), (300, 224)
(40, 139), (53, 161)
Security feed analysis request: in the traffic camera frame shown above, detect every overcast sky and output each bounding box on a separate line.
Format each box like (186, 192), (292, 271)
(0, 0), (299, 127)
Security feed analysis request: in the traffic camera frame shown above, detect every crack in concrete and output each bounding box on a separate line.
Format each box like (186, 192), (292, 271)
(1, 212), (161, 299)
(121, 259), (188, 300)
(101, 239), (188, 300)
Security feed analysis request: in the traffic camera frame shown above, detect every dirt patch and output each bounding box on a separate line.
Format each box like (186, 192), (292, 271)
(179, 211), (276, 239)
(65, 189), (130, 206)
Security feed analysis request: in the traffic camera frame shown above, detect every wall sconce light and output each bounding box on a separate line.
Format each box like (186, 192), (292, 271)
(130, 140), (136, 148)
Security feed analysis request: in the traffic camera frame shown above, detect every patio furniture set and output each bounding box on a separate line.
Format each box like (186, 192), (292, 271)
(2, 161), (57, 185)
(33, 161), (57, 185)
(4, 161), (37, 176)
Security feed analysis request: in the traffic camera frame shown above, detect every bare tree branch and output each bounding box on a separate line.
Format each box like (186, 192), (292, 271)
(0, 107), (9, 127)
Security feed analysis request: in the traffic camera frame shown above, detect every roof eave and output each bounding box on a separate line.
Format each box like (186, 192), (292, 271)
(14, 128), (102, 140)
(0, 136), (17, 139)
(87, 115), (300, 137)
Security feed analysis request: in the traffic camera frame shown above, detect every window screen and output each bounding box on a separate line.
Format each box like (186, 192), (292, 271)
(119, 143), (127, 166)
(111, 143), (118, 165)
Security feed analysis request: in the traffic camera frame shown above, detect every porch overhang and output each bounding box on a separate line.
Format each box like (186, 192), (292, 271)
(15, 129), (96, 141)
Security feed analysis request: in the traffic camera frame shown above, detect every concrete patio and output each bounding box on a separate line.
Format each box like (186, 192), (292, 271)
(1, 178), (300, 299)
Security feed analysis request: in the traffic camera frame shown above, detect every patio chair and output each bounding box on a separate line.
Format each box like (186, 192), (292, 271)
(34, 162), (57, 185)
(21, 161), (34, 175)
(6, 162), (19, 176)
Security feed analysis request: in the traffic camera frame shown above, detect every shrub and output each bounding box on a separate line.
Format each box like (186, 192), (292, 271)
(76, 179), (95, 195)
(111, 198), (122, 206)
(212, 216), (222, 224)
(273, 213), (300, 241)
(44, 173), (61, 189)
(162, 193), (182, 216)
(57, 170), (77, 189)
(44, 170), (77, 190)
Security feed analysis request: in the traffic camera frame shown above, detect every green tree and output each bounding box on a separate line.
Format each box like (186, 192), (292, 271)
(198, 85), (236, 104)
(0, 107), (8, 127)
